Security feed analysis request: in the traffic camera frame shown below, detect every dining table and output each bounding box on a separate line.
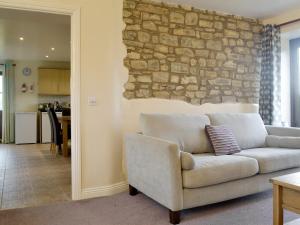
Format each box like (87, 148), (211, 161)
(58, 116), (71, 157)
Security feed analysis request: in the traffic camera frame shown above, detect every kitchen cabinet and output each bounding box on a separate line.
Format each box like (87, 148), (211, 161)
(38, 68), (70, 95)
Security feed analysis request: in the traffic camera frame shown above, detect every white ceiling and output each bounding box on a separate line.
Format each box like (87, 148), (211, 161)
(160, 0), (300, 19)
(0, 8), (70, 62)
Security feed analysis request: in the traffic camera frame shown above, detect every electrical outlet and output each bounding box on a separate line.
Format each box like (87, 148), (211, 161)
(88, 96), (97, 106)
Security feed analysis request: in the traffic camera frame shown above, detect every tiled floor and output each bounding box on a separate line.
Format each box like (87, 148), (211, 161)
(0, 144), (71, 210)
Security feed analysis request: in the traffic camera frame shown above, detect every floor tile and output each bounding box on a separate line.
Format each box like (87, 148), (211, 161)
(0, 144), (71, 210)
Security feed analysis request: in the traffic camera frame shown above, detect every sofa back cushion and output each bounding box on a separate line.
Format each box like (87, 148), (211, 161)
(207, 113), (267, 150)
(140, 113), (212, 154)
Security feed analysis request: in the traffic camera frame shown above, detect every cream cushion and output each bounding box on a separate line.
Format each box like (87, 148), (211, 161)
(207, 113), (268, 150)
(236, 148), (300, 174)
(140, 113), (212, 154)
(182, 154), (259, 188)
(266, 135), (300, 149)
(181, 152), (195, 170)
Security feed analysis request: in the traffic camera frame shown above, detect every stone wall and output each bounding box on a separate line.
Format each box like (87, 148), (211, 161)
(123, 0), (262, 104)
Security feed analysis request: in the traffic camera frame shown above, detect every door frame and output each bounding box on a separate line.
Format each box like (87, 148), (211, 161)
(0, 0), (82, 200)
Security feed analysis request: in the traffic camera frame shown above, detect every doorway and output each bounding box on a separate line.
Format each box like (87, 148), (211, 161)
(0, 1), (81, 209)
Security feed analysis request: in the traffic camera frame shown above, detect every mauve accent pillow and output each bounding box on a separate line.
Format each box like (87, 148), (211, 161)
(205, 125), (241, 156)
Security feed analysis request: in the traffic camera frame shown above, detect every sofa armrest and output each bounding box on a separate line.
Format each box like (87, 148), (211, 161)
(266, 135), (300, 149)
(125, 133), (183, 211)
(265, 126), (300, 137)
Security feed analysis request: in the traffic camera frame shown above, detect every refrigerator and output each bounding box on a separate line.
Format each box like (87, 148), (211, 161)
(15, 112), (37, 144)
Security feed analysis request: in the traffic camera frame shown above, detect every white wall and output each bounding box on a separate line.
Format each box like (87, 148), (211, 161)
(14, 60), (70, 112)
(262, 8), (300, 25)
(121, 99), (258, 134)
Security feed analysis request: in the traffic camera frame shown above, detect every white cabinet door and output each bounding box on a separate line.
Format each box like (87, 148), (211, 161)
(15, 112), (37, 144)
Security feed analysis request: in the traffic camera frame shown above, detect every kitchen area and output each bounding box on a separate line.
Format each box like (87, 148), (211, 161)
(15, 63), (71, 157)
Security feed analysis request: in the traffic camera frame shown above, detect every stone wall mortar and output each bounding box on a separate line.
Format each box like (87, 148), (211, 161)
(123, 0), (263, 104)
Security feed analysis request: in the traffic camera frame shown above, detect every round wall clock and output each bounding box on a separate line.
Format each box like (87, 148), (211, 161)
(22, 67), (32, 76)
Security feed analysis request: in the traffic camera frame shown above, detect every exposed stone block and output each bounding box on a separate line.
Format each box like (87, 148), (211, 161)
(143, 21), (157, 31)
(214, 21), (223, 30)
(127, 24), (141, 31)
(181, 37), (205, 49)
(225, 29), (239, 38)
(237, 21), (250, 30)
(136, 4), (169, 15)
(153, 91), (170, 98)
(154, 44), (169, 53)
(138, 31), (151, 42)
(136, 89), (150, 98)
(195, 49), (209, 58)
(222, 96), (236, 102)
(128, 52), (141, 59)
(199, 20), (213, 28)
(171, 62), (189, 74)
(240, 31), (253, 39)
(206, 40), (222, 51)
(153, 72), (169, 82)
(175, 48), (194, 57)
(148, 59), (160, 71)
(201, 32), (213, 39)
(173, 28), (195, 36)
(160, 33), (178, 46)
(131, 60), (148, 70)
(170, 12), (185, 24)
(137, 75), (151, 83)
(185, 12), (198, 25)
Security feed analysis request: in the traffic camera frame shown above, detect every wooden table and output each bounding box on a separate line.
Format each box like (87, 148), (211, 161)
(270, 172), (300, 225)
(58, 116), (71, 157)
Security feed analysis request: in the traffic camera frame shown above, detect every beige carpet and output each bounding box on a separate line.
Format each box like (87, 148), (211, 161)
(0, 191), (299, 225)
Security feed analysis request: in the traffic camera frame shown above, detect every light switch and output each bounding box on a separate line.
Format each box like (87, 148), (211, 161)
(88, 96), (97, 106)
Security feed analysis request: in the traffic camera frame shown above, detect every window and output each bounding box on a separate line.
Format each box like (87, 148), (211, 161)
(0, 71), (2, 111)
(290, 38), (300, 127)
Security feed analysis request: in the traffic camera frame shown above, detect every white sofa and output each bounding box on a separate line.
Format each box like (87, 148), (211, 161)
(124, 113), (300, 224)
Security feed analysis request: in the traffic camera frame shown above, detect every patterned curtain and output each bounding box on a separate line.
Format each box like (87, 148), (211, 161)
(2, 62), (15, 143)
(259, 25), (281, 125)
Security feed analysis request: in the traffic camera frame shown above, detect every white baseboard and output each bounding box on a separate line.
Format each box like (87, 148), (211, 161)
(81, 181), (128, 199)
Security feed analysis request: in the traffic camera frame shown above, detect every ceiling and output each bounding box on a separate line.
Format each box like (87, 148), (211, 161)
(0, 8), (70, 62)
(160, 0), (300, 19)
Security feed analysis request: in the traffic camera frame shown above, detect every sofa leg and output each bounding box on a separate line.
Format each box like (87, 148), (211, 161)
(169, 210), (181, 224)
(129, 185), (138, 196)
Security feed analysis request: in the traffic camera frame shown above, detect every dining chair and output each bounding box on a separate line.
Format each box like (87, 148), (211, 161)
(62, 108), (71, 139)
(47, 107), (63, 154)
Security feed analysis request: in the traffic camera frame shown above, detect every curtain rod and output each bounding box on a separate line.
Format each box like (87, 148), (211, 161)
(278, 18), (300, 27)
(0, 64), (16, 66)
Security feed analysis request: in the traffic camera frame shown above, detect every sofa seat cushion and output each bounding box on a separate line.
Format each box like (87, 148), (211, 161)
(235, 148), (300, 174)
(182, 154), (259, 188)
(140, 113), (212, 154)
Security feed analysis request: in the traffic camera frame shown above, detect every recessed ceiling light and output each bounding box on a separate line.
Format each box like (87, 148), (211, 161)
(51, 47), (55, 51)
(45, 55), (49, 58)
(19, 37), (24, 41)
